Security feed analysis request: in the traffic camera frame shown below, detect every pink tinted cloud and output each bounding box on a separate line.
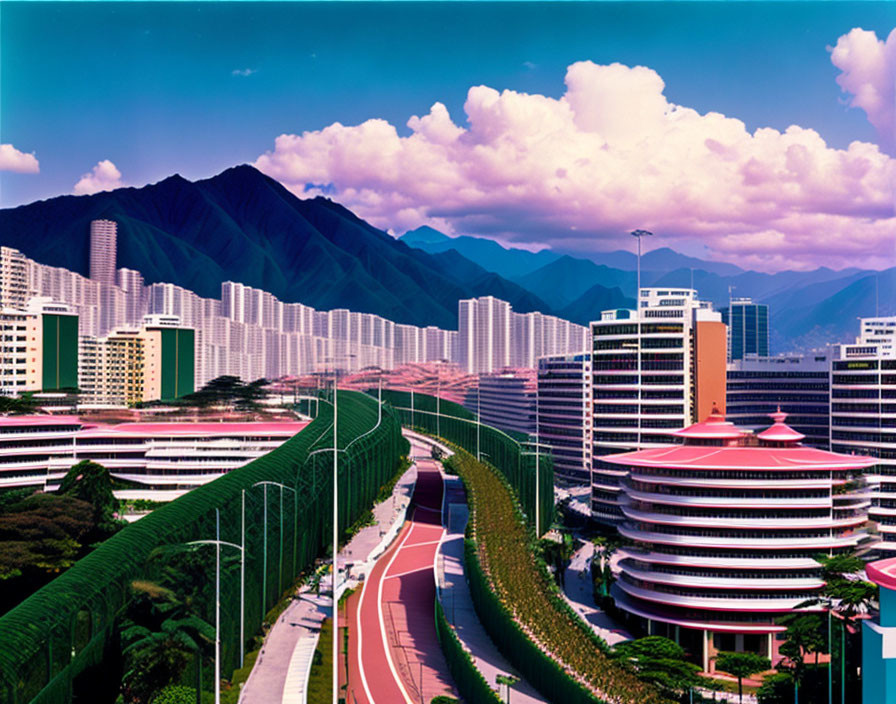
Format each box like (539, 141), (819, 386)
(831, 27), (896, 153)
(255, 60), (896, 272)
(0, 144), (39, 173)
(73, 159), (123, 195)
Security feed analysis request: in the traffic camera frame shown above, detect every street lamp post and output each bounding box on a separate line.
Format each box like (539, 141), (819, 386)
(251, 481), (296, 607)
(331, 367), (339, 704)
(535, 376), (540, 537)
(476, 376), (482, 461)
(185, 508), (244, 704)
(630, 229), (652, 449)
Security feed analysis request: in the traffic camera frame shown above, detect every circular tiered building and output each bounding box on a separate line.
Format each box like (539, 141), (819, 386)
(602, 408), (875, 671)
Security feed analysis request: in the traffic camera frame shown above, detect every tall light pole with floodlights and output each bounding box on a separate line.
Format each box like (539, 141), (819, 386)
(630, 229), (652, 447)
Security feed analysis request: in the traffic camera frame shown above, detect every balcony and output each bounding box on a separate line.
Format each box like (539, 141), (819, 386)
(616, 580), (816, 612)
(618, 560), (824, 590)
(618, 523), (864, 549)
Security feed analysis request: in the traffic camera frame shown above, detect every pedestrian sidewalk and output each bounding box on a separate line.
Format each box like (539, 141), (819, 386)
(436, 474), (548, 704)
(239, 461), (417, 704)
(562, 540), (632, 646)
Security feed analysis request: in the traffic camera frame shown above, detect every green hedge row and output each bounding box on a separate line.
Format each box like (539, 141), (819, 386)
(433, 597), (502, 704)
(450, 447), (672, 704)
(378, 389), (554, 536)
(0, 391), (407, 704)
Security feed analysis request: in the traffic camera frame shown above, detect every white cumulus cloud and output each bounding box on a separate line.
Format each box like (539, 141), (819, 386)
(73, 159), (123, 195)
(0, 144), (39, 173)
(255, 60), (896, 272)
(232, 68), (257, 77)
(831, 27), (896, 152)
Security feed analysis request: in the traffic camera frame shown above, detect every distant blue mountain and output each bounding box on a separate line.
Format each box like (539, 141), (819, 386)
(401, 227), (561, 279)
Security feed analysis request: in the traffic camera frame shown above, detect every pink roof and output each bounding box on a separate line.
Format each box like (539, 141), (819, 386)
(671, 406), (745, 440)
(757, 410), (806, 443)
(603, 443), (876, 471)
(0, 415), (81, 427)
(80, 421), (307, 437)
(867, 557), (896, 591)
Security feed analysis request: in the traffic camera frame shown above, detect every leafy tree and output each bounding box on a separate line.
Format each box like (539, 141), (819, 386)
(756, 671), (795, 704)
(613, 636), (702, 699)
(179, 376), (268, 410)
(714, 651), (770, 704)
(591, 535), (622, 597)
(0, 395), (35, 414)
(0, 492), (94, 612)
(776, 612), (827, 694)
(541, 532), (574, 587)
(57, 460), (121, 538)
(150, 685), (206, 704)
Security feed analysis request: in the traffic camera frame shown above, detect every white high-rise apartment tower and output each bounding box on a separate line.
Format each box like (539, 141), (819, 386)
(89, 220), (117, 286)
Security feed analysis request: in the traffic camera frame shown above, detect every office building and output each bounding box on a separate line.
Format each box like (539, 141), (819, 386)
(604, 408), (874, 671)
(466, 369), (536, 437)
(89, 219), (118, 286)
(0, 414), (306, 500)
(537, 352), (592, 485)
(79, 316), (195, 406)
(0, 247), (31, 310)
(721, 297), (769, 362)
(726, 352), (831, 448)
(830, 317), (896, 556)
(0, 298), (78, 396)
(590, 288), (727, 525)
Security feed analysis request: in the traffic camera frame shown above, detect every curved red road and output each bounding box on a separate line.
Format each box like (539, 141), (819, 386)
(348, 456), (455, 703)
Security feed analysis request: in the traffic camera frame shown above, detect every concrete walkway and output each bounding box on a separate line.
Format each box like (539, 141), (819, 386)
(562, 539), (633, 646)
(436, 474), (548, 704)
(239, 461), (417, 704)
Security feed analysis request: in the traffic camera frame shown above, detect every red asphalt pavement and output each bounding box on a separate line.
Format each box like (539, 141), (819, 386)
(348, 458), (455, 704)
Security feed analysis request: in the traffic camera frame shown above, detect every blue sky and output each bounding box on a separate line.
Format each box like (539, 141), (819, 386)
(1, 2), (894, 270)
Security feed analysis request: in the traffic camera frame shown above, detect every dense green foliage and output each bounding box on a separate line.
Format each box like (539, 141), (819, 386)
(380, 389), (553, 536)
(613, 637), (701, 700)
(714, 651), (770, 704)
(306, 617), (333, 704)
(57, 460), (121, 538)
(452, 445), (670, 704)
(177, 376), (268, 410)
(0, 493), (93, 581)
(0, 391), (406, 704)
(433, 598), (502, 703)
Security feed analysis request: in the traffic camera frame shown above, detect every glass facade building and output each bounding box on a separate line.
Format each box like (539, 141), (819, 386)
(721, 298), (769, 362)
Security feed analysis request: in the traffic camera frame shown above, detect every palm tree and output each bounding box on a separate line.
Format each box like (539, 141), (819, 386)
(120, 615), (214, 704)
(791, 551), (879, 703)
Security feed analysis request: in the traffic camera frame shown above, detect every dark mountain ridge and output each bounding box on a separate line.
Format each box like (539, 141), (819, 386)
(0, 165), (561, 329)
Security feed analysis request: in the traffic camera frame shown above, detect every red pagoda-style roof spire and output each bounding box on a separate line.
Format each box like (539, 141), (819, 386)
(757, 407), (805, 444)
(671, 403), (746, 441)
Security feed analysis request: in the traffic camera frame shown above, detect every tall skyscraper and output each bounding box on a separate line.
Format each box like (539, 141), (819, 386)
(458, 296), (511, 374)
(591, 288), (727, 525)
(721, 297), (769, 362)
(89, 219), (118, 286)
